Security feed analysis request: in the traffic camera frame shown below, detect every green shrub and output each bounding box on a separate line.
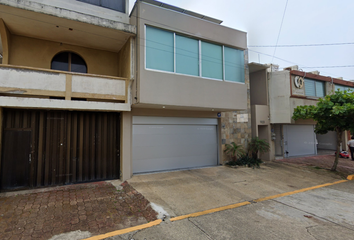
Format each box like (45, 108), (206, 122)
(248, 137), (270, 159)
(224, 142), (245, 162)
(226, 155), (262, 169)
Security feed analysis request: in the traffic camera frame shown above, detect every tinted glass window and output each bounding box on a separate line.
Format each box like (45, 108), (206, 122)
(176, 35), (199, 76)
(51, 52), (87, 73)
(224, 47), (244, 82)
(146, 26), (174, 72)
(51, 52), (69, 71)
(71, 54), (87, 73)
(101, 0), (125, 12)
(77, 0), (125, 13)
(201, 41), (223, 80)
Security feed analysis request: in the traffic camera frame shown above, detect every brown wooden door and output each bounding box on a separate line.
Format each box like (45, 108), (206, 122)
(2, 109), (120, 189)
(1, 129), (31, 190)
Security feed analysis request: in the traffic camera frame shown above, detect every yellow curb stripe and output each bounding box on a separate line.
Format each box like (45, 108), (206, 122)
(83, 179), (348, 240)
(83, 219), (162, 240)
(254, 180), (348, 203)
(170, 201), (251, 222)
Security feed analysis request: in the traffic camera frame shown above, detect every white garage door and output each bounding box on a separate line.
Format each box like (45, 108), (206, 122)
(317, 131), (337, 150)
(133, 117), (218, 173)
(284, 125), (317, 157)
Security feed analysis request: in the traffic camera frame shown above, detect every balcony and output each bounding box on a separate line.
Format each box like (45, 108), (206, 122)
(0, 65), (131, 111)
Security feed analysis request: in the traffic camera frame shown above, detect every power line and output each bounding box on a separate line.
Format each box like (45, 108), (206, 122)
(248, 49), (352, 79)
(249, 42), (354, 48)
(3, 2), (353, 79)
(301, 65), (354, 69)
(271, 0), (289, 63)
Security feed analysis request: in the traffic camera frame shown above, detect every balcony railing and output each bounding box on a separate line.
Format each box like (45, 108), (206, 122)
(0, 64), (130, 111)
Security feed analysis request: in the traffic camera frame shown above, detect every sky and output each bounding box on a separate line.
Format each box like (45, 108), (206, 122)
(128, 0), (354, 80)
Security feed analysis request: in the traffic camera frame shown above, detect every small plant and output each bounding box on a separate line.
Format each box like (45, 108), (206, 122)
(226, 155), (262, 168)
(224, 142), (245, 162)
(248, 137), (270, 159)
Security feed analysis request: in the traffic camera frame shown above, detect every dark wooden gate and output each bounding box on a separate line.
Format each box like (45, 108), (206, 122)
(1, 130), (32, 190)
(1, 109), (120, 190)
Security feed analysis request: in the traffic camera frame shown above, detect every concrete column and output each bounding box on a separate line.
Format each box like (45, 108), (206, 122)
(120, 111), (132, 181)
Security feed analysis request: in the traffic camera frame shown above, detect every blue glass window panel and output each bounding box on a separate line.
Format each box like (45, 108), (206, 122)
(176, 35), (199, 76)
(146, 26), (174, 72)
(315, 81), (325, 97)
(224, 47), (244, 82)
(201, 41), (223, 80)
(305, 79), (316, 96)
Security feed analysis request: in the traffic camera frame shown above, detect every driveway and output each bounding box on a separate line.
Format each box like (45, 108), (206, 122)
(127, 162), (344, 217)
(107, 163), (354, 240)
(116, 180), (354, 240)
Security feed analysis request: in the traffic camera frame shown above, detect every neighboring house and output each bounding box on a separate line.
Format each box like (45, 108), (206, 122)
(249, 63), (353, 160)
(0, 0), (250, 191)
(0, 0), (135, 190)
(128, 0), (250, 174)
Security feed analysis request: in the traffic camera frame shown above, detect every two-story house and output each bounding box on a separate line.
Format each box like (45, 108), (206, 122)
(126, 0), (249, 174)
(250, 63), (354, 160)
(0, 0), (135, 190)
(0, 0), (250, 191)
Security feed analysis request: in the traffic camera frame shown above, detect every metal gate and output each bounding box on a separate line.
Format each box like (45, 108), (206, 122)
(283, 125), (317, 157)
(1, 109), (120, 190)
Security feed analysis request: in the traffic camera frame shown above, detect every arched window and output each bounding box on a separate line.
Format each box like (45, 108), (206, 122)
(51, 52), (87, 73)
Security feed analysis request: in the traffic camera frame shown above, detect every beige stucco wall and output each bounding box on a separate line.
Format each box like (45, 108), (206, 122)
(0, 18), (11, 64)
(9, 35), (121, 77)
(117, 37), (134, 80)
(121, 111), (132, 181)
(131, 2), (248, 111)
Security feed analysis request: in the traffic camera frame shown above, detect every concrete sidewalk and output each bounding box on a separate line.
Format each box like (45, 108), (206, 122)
(115, 180), (354, 240)
(127, 162), (344, 217)
(276, 154), (354, 176)
(0, 181), (157, 240)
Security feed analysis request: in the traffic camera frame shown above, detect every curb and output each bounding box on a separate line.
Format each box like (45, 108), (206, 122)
(83, 179), (348, 240)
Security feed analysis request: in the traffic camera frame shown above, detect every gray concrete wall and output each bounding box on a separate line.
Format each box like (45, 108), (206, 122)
(269, 71), (291, 123)
(2, 0), (130, 24)
(131, 1), (248, 111)
(250, 70), (268, 105)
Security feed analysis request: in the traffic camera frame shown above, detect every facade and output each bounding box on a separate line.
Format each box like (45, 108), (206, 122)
(0, 0), (135, 190)
(128, 0), (250, 174)
(250, 63), (353, 160)
(0, 0), (250, 191)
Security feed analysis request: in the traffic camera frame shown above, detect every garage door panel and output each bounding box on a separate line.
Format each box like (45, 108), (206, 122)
(133, 143), (217, 161)
(133, 132), (217, 147)
(133, 125), (215, 135)
(317, 131), (337, 150)
(133, 155), (217, 173)
(132, 118), (218, 173)
(284, 125), (316, 157)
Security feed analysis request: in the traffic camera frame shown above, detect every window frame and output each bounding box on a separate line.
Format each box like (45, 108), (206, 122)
(76, 0), (126, 13)
(144, 25), (245, 84)
(304, 78), (325, 98)
(51, 51), (87, 74)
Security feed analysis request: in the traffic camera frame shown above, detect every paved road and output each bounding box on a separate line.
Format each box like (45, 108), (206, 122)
(110, 180), (354, 240)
